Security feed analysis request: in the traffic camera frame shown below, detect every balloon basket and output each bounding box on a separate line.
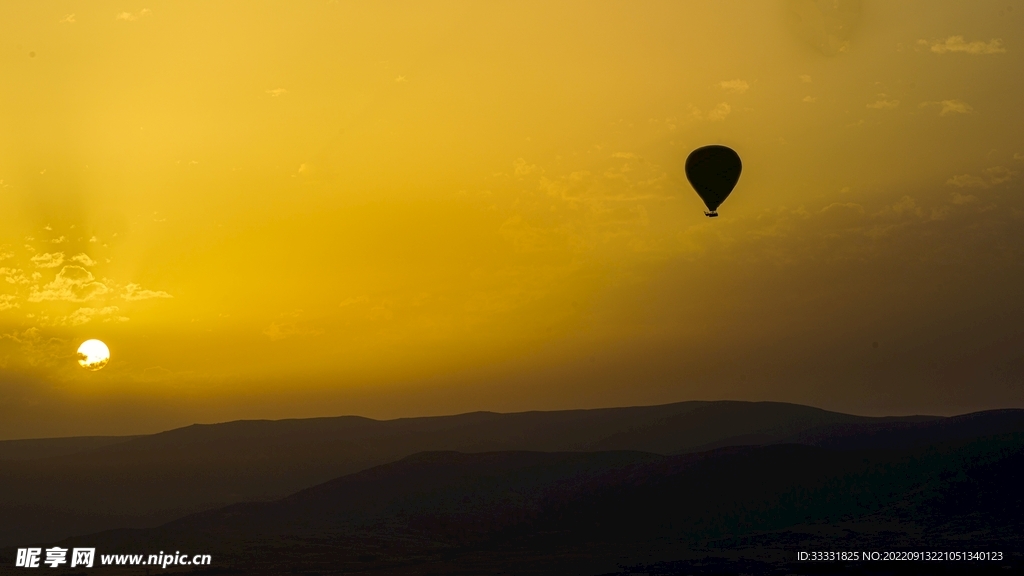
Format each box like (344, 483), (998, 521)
(704, 211), (718, 218)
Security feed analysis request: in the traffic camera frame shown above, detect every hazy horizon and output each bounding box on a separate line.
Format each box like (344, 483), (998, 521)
(0, 397), (968, 442)
(2, 0), (1023, 439)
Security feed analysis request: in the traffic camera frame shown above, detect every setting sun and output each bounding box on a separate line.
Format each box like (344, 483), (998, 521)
(77, 339), (110, 371)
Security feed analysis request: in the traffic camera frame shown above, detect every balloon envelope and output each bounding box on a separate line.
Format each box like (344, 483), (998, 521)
(685, 145), (742, 216)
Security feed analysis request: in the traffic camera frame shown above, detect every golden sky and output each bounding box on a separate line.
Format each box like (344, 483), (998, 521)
(2, 1), (1023, 438)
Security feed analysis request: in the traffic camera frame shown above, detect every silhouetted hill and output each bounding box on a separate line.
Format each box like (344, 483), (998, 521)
(1, 400), (925, 547)
(44, 425), (1024, 575)
(0, 435), (137, 461)
(5, 403), (1022, 557)
(779, 408), (1024, 451)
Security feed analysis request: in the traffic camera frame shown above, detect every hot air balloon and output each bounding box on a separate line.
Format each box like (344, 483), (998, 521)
(685, 145), (742, 217)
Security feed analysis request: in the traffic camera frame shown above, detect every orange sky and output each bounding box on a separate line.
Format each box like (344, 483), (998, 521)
(2, 1), (1023, 439)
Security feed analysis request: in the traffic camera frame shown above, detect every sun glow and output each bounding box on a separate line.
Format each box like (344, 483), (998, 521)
(77, 340), (110, 371)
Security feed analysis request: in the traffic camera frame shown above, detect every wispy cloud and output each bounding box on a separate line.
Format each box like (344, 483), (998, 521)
(71, 253), (97, 267)
(2, 268), (30, 285)
(0, 326), (79, 369)
(28, 266), (109, 302)
(116, 9), (151, 22)
(266, 88), (288, 97)
(946, 166), (1015, 188)
(263, 321), (323, 341)
(30, 252), (64, 268)
(513, 158), (539, 177)
(945, 174), (987, 188)
(920, 100), (973, 116)
(123, 282), (172, 301)
(950, 192), (978, 205)
(0, 294), (17, 311)
(707, 102), (731, 121)
(59, 14), (76, 24)
(686, 103), (732, 122)
(941, 100), (971, 116)
(63, 306), (127, 326)
(888, 196), (922, 218)
(867, 99), (899, 110)
(919, 36), (1005, 55)
(719, 79), (749, 94)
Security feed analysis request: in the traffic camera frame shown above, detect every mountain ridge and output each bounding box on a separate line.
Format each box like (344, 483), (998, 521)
(0, 400), (1012, 550)
(40, 427), (1024, 575)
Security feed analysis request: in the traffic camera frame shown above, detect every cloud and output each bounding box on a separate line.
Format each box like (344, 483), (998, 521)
(367, 305), (393, 321)
(946, 174), (986, 188)
(263, 322), (322, 341)
(951, 192), (978, 205)
(63, 306), (126, 326)
(28, 266), (109, 302)
(921, 99), (973, 116)
(71, 254), (97, 267)
(800, 75), (812, 83)
(59, 14), (75, 24)
(719, 79), (749, 94)
(500, 157), (669, 251)
(985, 167), (1014, 185)
(867, 99), (899, 110)
(819, 201), (860, 215)
(115, 9), (151, 21)
(946, 166), (1015, 189)
(0, 294), (17, 311)
(2, 268), (29, 285)
(513, 158), (538, 176)
(0, 249), (11, 261)
(884, 196), (923, 218)
(939, 100), (972, 116)
(3, 270), (28, 285)
(30, 252), (64, 268)
(803, 96), (817, 103)
(0, 327), (70, 368)
(687, 103), (732, 122)
(266, 88), (288, 97)
(707, 102), (731, 121)
(123, 283), (172, 301)
(919, 36), (1006, 55)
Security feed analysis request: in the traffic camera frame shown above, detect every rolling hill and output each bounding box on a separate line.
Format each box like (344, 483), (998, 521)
(37, 410), (1024, 575)
(0, 401), (994, 550)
